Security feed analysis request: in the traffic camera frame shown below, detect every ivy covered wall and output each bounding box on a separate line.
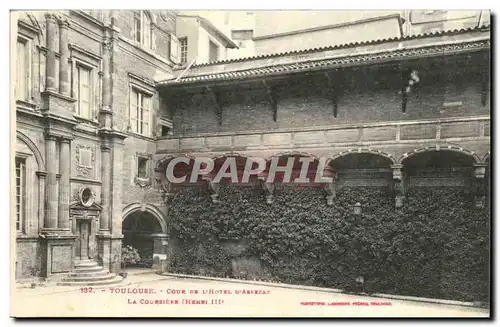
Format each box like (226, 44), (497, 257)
(168, 184), (489, 302)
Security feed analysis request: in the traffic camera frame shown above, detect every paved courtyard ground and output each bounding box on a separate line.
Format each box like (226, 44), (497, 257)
(10, 272), (490, 318)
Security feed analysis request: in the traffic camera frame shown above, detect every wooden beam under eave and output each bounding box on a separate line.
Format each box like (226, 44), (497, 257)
(206, 86), (222, 126)
(324, 72), (340, 118)
(262, 80), (278, 122)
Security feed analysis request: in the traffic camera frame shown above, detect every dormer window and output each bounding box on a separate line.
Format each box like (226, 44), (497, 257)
(134, 11), (153, 48)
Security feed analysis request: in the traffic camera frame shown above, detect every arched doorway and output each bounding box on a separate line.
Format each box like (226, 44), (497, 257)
(329, 150), (395, 189)
(122, 210), (165, 268)
(401, 149), (476, 188)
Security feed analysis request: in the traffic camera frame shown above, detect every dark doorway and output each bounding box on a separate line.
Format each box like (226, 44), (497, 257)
(122, 211), (163, 268)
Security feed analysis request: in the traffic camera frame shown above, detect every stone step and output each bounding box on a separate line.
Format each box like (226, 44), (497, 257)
(57, 275), (123, 286)
(68, 270), (111, 278)
(63, 273), (117, 282)
(74, 261), (99, 268)
(73, 265), (104, 273)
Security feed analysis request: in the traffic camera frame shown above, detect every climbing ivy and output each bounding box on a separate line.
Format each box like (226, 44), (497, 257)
(168, 184), (489, 302)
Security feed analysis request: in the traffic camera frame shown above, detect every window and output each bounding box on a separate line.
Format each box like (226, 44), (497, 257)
(209, 40), (219, 63)
(179, 37), (188, 64)
(15, 158), (26, 232)
(134, 11), (153, 48)
(16, 37), (30, 101)
(137, 157), (148, 178)
(77, 65), (92, 119)
(161, 125), (171, 136)
(130, 88), (151, 136)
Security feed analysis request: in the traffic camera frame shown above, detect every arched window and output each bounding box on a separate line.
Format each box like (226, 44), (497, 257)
(134, 11), (153, 48)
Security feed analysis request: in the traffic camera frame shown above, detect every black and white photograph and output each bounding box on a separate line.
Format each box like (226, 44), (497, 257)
(8, 9), (491, 318)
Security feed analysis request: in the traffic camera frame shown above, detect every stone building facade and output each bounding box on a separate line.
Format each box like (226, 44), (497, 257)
(12, 10), (491, 286)
(13, 10), (178, 282)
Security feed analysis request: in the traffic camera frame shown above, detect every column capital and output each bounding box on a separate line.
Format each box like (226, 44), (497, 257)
(36, 171), (48, 178)
(45, 134), (58, 141)
(474, 163), (487, 179)
(58, 18), (70, 28)
(59, 137), (73, 144)
(391, 164), (403, 181)
(44, 13), (58, 23)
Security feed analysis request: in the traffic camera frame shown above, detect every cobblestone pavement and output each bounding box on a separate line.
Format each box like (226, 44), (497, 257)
(10, 273), (490, 318)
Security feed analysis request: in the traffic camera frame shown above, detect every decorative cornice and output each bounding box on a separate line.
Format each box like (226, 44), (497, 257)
(160, 38), (490, 87)
(69, 43), (102, 61)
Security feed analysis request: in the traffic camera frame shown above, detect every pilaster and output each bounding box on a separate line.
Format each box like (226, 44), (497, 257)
(58, 18), (71, 96)
(44, 13), (58, 92)
(391, 164), (405, 209)
(43, 134), (58, 230)
(57, 137), (72, 232)
(473, 163), (487, 209)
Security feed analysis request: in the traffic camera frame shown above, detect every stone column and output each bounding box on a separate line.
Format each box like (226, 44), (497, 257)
(258, 176), (275, 204)
(44, 13), (58, 92)
(99, 143), (111, 233)
(473, 163), (487, 209)
(57, 138), (71, 231)
(36, 171), (47, 230)
(323, 167), (337, 206)
(44, 135), (58, 230)
(109, 135), (127, 273)
(99, 35), (113, 130)
(58, 18), (70, 96)
(391, 164), (404, 209)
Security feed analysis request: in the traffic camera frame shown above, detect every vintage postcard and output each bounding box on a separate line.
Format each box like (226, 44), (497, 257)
(9, 9), (491, 318)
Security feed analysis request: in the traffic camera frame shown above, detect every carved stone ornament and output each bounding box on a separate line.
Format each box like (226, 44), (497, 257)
(75, 144), (96, 178)
(102, 38), (113, 51)
(79, 187), (95, 207)
(134, 177), (152, 189)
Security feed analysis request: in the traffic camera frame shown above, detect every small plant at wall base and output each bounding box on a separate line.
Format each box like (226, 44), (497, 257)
(28, 267), (42, 288)
(120, 245), (141, 278)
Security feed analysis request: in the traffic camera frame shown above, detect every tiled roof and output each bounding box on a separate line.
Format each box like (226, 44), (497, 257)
(160, 25), (490, 87)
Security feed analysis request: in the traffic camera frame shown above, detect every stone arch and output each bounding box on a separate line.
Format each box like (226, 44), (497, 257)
(398, 145), (481, 165)
(212, 152), (247, 161)
(143, 10), (157, 24)
(266, 151), (320, 162)
(328, 148), (397, 167)
(16, 131), (45, 171)
(122, 203), (167, 234)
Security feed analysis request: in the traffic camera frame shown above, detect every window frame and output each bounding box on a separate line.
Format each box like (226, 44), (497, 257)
(179, 37), (188, 64)
(136, 156), (149, 179)
(129, 85), (154, 137)
(15, 157), (27, 233)
(71, 55), (99, 122)
(134, 11), (153, 49)
(76, 64), (93, 120)
(16, 35), (32, 102)
(209, 40), (219, 63)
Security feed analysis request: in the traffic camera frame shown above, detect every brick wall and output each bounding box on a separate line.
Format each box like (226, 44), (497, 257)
(167, 65), (489, 136)
(112, 11), (175, 210)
